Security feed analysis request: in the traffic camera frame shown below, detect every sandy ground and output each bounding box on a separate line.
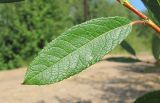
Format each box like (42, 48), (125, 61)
(0, 55), (160, 103)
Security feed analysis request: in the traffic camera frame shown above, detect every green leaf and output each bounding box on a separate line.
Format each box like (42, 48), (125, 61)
(23, 17), (132, 85)
(0, 0), (23, 3)
(158, 0), (160, 5)
(152, 35), (160, 60)
(135, 90), (160, 103)
(106, 57), (141, 63)
(157, 0), (160, 5)
(120, 40), (136, 56)
(141, 0), (160, 24)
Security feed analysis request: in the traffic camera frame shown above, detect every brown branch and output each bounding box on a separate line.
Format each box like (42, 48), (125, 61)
(117, 0), (160, 33)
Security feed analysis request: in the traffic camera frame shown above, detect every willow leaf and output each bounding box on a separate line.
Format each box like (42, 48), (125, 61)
(120, 40), (136, 56)
(135, 90), (160, 103)
(23, 17), (132, 85)
(141, 0), (160, 24)
(152, 35), (160, 60)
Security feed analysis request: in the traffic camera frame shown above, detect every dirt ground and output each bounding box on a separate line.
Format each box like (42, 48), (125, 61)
(0, 55), (160, 103)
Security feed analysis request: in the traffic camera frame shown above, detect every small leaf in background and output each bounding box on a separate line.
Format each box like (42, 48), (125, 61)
(120, 40), (136, 56)
(0, 0), (23, 3)
(158, 0), (160, 5)
(135, 90), (160, 103)
(152, 35), (160, 60)
(23, 16), (132, 85)
(106, 57), (141, 63)
(141, 0), (160, 24)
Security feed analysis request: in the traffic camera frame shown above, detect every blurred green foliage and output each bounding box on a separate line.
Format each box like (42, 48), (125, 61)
(0, 0), (73, 69)
(0, 0), (23, 3)
(0, 0), (155, 70)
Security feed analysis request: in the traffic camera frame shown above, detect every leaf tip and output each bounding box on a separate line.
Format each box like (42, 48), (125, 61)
(22, 79), (30, 85)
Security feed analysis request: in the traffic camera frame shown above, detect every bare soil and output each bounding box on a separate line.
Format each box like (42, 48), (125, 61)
(0, 55), (160, 103)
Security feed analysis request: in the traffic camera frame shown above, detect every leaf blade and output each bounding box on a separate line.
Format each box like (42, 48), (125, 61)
(141, 0), (160, 24)
(23, 17), (132, 85)
(152, 35), (160, 60)
(120, 40), (136, 56)
(135, 90), (160, 103)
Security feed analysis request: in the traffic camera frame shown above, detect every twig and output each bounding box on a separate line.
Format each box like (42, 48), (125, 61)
(117, 0), (160, 33)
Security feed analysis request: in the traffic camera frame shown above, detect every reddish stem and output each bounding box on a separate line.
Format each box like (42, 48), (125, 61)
(131, 20), (145, 25)
(117, 0), (160, 33)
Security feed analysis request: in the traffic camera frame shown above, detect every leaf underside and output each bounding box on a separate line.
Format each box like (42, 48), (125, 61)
(23, 17), (132, 85)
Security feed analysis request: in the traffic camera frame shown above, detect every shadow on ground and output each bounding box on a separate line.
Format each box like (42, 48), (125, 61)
(68, 59), (160, 103)
(100, 61), (160, 103)
(120, 64), (160, 74)
(0, 55), (159, 103)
